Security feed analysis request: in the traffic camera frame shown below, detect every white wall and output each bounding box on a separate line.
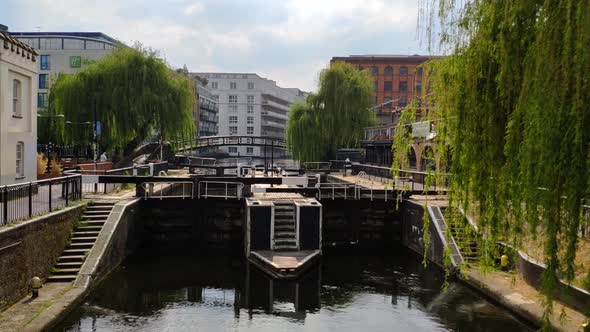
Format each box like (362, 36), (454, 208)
(0, 42), (38, 184)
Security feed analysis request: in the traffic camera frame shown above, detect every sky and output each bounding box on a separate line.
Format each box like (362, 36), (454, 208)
(2, 0), (428, 92)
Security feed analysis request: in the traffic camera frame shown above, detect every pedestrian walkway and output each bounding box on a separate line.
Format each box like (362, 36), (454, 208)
(465, 269), (587, 332)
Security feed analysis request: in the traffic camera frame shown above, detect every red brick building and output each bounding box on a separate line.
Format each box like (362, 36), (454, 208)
(330, 55), (439, 124)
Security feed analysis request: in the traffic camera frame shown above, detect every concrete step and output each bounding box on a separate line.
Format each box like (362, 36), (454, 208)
(84, 210), (112, 215)
(274, 245), (298, 251)
(62, 249), (89, 256)
(83, 220), (106, 226)
(90, 202), (116, 207)
(57, 255), (85, 263)
(72, 231), (100, 238)
(86, 205), (114, 210)
(274, 239), (297, 246)
(81, 215), (109, 220)
(75, 226), (103, 232)
(66, 242), (94, 249)
(51, 268), (80, 276)
(71, 237), (98, 244)
(55, 262), (83, 269)
(275, 231), (296, 239)
(275, 225), (295, 231)
(47, 275), (76, 283)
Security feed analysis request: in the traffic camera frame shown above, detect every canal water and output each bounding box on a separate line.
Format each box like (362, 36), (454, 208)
(56, 247), (531, 331)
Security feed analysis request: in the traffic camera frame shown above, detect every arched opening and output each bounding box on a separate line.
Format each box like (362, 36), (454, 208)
(421, 146), (435, 171)
(409, 146), (417, 169)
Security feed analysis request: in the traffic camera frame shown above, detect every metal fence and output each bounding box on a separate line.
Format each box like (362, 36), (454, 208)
(75, 162), (169, 194)
(0, 175), (82, 226)
(197, 181), (244, 199)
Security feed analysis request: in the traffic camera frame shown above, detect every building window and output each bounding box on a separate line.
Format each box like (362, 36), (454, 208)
(248, 82), (254, 89)
(416, 67), (423, 76)
(247, 126), (254, 135)
(229, 95), (237, 103)
(399, 81), (408, 92)
(228, 146), (238, 153)
(416, 82), (422, 93)
(384, 66), (393, 76)
(399, 98), (408, 107)
(384, 81), (392, 92)
(229, 126), (238, 135)
(399, 66), (408, 76)
(229, 105), (238, 112)
(12, 80), (21, 116)
(39, 74), (49, 89)
(38, 93), (49, 109)
(230, 82), (237, 89)
(40, 55), (50, 70)
(211, 82), (218, 89)
(229, 115), (238, 124)
(247, 116), (254, 124)
(247, 95), (254, 104)
(247, 105), (254, 113)
(16, 142), (24, 178)
(373, 81), (378, 92)
(246, 147), (254, 154)
(212, 95), (219, 100)
(371, 66), (379, 76)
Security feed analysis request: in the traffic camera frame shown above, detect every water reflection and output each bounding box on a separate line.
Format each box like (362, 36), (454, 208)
(56, 250), (532, 332)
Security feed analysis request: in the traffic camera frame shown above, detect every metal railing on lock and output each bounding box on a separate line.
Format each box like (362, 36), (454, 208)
(316, 182), (359, 200)
(197, 181), (244, 200)
(304, 162), (332, 171)
(0, 175), (82, 226)
(141, 181), (194, 200)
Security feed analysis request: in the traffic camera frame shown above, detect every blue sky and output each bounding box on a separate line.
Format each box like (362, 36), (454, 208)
(2, 0), (427, 91)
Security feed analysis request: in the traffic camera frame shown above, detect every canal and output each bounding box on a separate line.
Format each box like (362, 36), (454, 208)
(56, 247), (532, 331)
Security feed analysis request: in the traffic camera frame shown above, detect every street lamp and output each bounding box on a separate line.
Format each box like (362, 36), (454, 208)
(65, 121), (92, 162)
(37, 113), (65, 174)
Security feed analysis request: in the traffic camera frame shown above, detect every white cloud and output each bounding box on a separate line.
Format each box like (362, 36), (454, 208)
(183, 2), (205, 16)
(7, 0), (424, 91)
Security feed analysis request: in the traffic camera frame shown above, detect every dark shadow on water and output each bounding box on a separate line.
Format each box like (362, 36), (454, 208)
(55, 246), (533, 332)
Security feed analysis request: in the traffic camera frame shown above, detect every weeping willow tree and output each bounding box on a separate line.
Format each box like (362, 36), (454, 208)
(287, 62), (376, 162)
(50, 45), (195, 155)
(407, 0), (590, 323)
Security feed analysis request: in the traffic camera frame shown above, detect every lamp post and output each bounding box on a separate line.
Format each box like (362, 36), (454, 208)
(65, 121), (92, 162)
(37, 113), (65, 173)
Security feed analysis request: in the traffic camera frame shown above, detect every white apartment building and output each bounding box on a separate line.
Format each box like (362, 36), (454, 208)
(10, 32), (120, 112)
(195, 73), (306, 157)
(0, 32), (38, 184)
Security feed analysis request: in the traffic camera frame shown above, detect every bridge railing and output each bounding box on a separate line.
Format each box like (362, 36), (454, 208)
(141, 181), (194, 200)
(197, 181), (244, 200)
(304, 162), (332, 171)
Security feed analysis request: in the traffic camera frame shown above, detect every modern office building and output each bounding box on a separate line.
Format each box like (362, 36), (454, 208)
(9, 31), (122, 112)
(330, 55), (440, 124)
(194, 72), (306, 157)
(0, 31), (39, 184)
(194, 76), (219, 137)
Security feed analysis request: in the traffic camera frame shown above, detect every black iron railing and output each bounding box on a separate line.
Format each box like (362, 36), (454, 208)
(0, 175), (82, 226)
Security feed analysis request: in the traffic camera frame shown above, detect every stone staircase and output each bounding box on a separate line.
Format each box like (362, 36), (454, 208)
(47, 202), (115, 283)
(448, 220), (479, 264)
(273, 202), (298, 251)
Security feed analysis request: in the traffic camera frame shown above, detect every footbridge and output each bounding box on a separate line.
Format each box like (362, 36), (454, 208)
(180, 136), (287, 151)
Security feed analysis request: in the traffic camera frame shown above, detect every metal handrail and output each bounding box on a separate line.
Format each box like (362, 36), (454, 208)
(141, 181), (194, 200)
(197, 181), (244, 200)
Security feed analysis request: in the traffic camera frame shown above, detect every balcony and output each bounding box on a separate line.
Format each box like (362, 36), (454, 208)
(261, 109), (288, 121)
(261, 120), (284, 129)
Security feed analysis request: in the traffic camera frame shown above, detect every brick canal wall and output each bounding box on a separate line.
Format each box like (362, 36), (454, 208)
(0, 204), (86, 311)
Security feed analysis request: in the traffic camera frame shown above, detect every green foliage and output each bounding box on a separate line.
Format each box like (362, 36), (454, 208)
(418, 0), (590, 318)
(287, 62), (376, 162)
(50, 45), (195, 153)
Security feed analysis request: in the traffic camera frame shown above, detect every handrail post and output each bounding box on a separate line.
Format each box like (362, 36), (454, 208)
(205, 182), (208, 198)
(28, 182), (33, 218)
(225, 183), (228, 200)
(48, 180), (52, 212)
(3, 186), (8, 224)
(65, 179), (69, 206)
